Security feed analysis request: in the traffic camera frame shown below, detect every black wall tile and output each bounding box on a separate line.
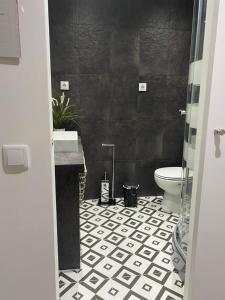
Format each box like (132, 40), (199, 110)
(79, 74), (110, 121)
(110, 30), (139, 75)
(168, 30), (192, 75)
(80, 120), (110, 161)
(78, 0), (112, 28)
(162, 118), (185, 163)
(109, 75), (138, 121)
(110, 0), (144, 29)
(79, 25), (111, 74)
(48, 0), (78, 26)
(137, 75), (168, 119)
(136, 118), (166, 161)
(170, 0), (194, 31)
(140, 28), (170, 76)
(139, 0), (173, 30)
(108, 120), (137, 161)
(49, 0), (194, 198)
(135, 160), (162, 196)
(49, 23), (79, 74)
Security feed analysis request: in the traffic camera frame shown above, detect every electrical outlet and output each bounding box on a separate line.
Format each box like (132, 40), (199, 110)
(60, 81), (70, 91)
(139, 83), (147, 92)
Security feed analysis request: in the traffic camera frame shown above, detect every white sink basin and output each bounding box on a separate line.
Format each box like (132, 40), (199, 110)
(53, 131), (78, 152)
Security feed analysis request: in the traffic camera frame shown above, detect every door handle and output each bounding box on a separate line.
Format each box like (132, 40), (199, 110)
(214, 128), (225, 136)
(179, 109), (186, 116)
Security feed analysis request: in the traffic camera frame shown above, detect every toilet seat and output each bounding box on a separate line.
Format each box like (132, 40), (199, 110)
(154, 167), (184, 181)
(155, 167), (193, 181)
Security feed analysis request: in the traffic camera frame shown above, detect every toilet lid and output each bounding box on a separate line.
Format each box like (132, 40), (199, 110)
(155, 167), (187, 181)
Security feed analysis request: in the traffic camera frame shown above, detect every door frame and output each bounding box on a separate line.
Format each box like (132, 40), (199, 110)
(184, 0), (224, 299)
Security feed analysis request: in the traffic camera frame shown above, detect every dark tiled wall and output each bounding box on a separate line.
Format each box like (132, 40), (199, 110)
(49, 0), (194, 198)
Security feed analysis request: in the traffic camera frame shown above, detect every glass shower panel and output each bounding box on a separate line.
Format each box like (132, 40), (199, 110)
(172, 0), (207, 279)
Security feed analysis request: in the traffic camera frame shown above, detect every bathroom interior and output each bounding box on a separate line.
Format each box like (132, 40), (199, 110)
(49, 0), (206, 299)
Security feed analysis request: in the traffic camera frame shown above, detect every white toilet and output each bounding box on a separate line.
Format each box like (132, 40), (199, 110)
(154, 167), (185, 214)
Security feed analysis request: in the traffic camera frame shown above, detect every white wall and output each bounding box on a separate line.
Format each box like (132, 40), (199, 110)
(185, 0), (225, 299)
(0, 1), (58, 299)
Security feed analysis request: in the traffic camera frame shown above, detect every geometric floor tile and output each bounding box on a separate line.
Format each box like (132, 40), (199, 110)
(99, 278), (130, 300)
(113, 266), (140, 288)
(164, 272), (185, 295)
(89, 215), (108, 226)
(124, 254), (152, 275)
(108, 247), (132, 264)
(60, 283), (78, 300)
(114, 224), (135, 238)
(94, 257), (122, 278)
(137, 223), (158, 235)
(59, 196), (185, 300)
(119, 238), (142, 254)
(129, 230), (149, 243)
(153, 252), (174, 272)
(75, 283), (95, 300)
(151, 211), (171, 221)
(136, 244), (159, 261)
(105, 232), (125, 246)
(124, 218), (142, 229)
(89, 226), (112, 240)
(75, 262), (92, 282)
(167, 215), (180, 224)
(99, 209), (116, 219)
(101, 219), (120, 230)
(162, 242), (175, 256)
(81, 222), (98, 233)
(92, 240), (115, 257)
(110, 213), (130, 224)
(144, 263), (171, 284)
(160, 221), (177, 233)
(139, 207), (155, 216)
(81, 250), (103, 268)
(81, 235), (100, 248)
(145, 236), (168, 251)
(155, 286), (183, 300)
(120, 208), (136, 217)
(79, 270), (108, 293)
(154, 228), (172, 241)
(59, 272), (77, 298)
(132, 276), (163, 299)
(80, 229), (88, 239)
(147, 217), (164, 227)
(129, 212), (150, 222)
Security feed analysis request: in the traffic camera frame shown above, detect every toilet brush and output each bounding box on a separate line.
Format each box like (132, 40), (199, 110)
(98, 144), (116, 205)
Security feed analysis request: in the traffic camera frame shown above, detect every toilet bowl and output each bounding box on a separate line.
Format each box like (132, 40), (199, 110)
(154, 167), (185, 214)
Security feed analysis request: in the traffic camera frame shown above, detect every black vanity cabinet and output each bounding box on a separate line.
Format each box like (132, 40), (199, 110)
(54, 139), (85, 270)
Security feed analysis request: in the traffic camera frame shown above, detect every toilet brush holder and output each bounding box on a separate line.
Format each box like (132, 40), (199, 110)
(98, 144), (116, 206)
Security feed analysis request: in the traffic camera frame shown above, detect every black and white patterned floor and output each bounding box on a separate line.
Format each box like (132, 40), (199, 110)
(59, 196), (184, 300)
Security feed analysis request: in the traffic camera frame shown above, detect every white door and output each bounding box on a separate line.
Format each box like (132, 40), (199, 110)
(185, 0), (225, 299)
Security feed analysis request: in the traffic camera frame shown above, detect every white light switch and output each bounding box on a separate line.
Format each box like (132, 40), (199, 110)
(139, 83), (147, 92)
(60, 81), (70, 90)
(7, 149), (24, 166)
(3, 145), (30, 170)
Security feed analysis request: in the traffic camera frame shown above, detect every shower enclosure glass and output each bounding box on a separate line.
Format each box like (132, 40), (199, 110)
(172, 0), (207, 280)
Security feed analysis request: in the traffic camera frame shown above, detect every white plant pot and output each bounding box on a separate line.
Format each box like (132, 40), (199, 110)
(53, 131), (78, 152)
(54, 128), (65, 131)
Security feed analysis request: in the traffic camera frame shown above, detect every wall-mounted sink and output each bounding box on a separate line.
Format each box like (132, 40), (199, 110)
(53, 131), (78, 152)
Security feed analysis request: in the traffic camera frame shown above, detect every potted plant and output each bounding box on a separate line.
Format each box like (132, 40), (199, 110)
(52, 92), (79, 131)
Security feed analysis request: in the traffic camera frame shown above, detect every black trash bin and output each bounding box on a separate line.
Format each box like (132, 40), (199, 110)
(123, 185), (140, 207)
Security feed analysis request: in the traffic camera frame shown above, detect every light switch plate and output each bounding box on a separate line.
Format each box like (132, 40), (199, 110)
(2, 145), (30, 170)
(60, 81), (70, 90)
(139, 82), (147, 92)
